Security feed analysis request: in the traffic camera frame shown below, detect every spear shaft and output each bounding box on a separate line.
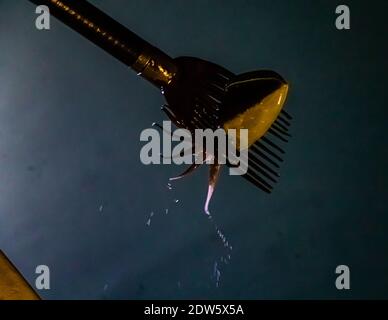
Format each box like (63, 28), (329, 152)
(29, 0), (178, 88)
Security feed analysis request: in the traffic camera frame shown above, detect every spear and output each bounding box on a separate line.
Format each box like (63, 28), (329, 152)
(27, 0), (292, 208)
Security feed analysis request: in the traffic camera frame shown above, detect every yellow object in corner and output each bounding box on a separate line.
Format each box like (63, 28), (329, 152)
(0, 250), (40, 300)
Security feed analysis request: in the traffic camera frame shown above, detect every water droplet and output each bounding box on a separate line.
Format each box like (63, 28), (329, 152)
(174, 199), (179, 203)
(213, 261), (221, 287)
(146, 218), (151, 226)
(165, 208), (169, 214)
(99, 204), (104, 213)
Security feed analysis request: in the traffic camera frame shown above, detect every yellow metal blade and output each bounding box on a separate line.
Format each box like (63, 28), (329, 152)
(0, 250), (40, 300)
